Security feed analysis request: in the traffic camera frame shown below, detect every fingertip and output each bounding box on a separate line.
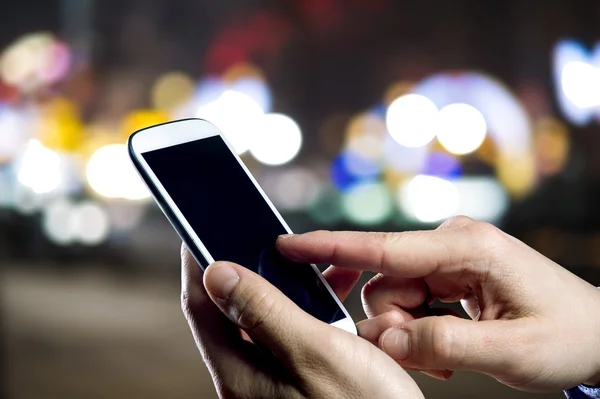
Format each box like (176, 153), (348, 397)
(204, 262), (240, 299)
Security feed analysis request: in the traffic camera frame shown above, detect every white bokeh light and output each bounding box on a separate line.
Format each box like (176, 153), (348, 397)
(386, 94), (439, 148)
(399, 175), (459, 223)
(561, 61), (600, 109)
(197, 90), (264, 154)
(87, 144), (150, 200)
(0, 106), (28, 162)
(249, 113), (302, 166)
(17, 139), (63, 194)
(436, 103), (487, 155)
(43, 198), (76, 245)
(342, 181), (393, 225)
(72, 201), (111, 245)
(453, 177), (508, 222)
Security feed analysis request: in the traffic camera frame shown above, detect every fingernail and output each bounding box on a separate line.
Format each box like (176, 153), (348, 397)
(205, 263), (240, 299)
(277, 234), (293, 240)
(381, 328), (410, 360)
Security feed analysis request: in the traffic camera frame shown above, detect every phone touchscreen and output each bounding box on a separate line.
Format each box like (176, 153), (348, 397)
(142, 135), (345, 324)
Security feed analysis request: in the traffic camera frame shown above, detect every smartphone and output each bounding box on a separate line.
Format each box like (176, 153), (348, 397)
(128, 118), (356, 334)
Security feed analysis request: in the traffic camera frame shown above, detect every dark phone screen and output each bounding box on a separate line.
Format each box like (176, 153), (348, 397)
(142, 136), (345, 324)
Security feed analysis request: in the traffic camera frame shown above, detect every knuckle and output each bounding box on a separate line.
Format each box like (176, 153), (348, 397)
(235, 284), (278, 333)
(428, 317), (456, 364)
(439, 215), (474, 230)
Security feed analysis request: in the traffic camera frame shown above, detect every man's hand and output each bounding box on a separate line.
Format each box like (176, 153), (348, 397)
(181, 246), (423, 399)
(276, 216), (600, 392)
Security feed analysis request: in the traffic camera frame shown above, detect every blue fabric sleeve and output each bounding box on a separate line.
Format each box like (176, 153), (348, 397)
(564, 385), (600, 399)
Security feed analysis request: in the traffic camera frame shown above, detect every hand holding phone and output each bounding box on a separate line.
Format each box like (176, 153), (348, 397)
(128, 118), (355, 332)
(180, 245), (424, 399)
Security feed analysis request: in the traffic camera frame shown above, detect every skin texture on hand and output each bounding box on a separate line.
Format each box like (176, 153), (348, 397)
(276, 216), (600, 392)
(180, 246), (424, 399)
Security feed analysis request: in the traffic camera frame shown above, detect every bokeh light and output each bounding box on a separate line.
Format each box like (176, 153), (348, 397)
(422, 151), (461, 178)
(436, 103), (487, 155)
(43, 199), (110, 246)
(197, 90), (264, 154)
(386, 94), (439, 148)
(307, 185), (344, 226)
(345, 111), (387, 161)
(0, 32), (71, 92)
(453, 177), (509, 222)
(383, 135), (428, 174)
(122, 110), (169, 139)
(496, 153), (536, 198)
(87, 144), (150, 200)
(342, 181), (393, 225)
(249, 113), (302, 165)
(262, 168), (322, 211)
(534, 117), (570, 177)
(43, 198), (76, 245)
(552, 39), (599, 125)
(151, 72), (195, 112)
(399, 175), (459, 223)
(560, 61), (600, 109)
(0, 105), (29, 163)
(72, 201), (111, 245)
(37, 97), (84, 152)
(17, 139), (63, 194)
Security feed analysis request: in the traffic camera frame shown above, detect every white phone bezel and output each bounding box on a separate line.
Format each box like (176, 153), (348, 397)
(129, 118), (356, 334)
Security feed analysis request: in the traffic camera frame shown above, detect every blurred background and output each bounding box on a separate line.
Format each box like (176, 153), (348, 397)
(1, 0), (599, 398)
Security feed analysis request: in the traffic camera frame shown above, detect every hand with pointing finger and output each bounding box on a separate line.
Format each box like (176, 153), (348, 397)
(180, 246), (424, 399)
(276, 216), (600, 392)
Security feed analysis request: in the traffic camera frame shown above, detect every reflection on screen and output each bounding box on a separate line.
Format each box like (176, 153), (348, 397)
(142, 136), (344, 324)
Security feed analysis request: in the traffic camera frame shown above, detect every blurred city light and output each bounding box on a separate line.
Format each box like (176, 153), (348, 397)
(71, 201), (110, 245)
(553, 39), (600, 125)
(43, 198), (76, 245)
(399, 174), (459, 223)
(151, 72), (195, 112)
(0, 105), (29, 163)
(383, 135), (428, 174)
(534, 117), (570, 177)
(43, 199), (110, 246)
(122, 110), (169, 139)
(496, 153), (536, 198)
(249, 113), (302, 165)
(386, 94), (439, 148)
(86, 144), (150, 200)
(453, 177), (509, 222)
(263, 167), (321, 211)
(422, 151), (461, 178)
(197, 90), (264, 154)
(436, 103), (487, 155)
(342, 181), (393, 225)
(307, 184), (344, 226)
(344, 111), (387, 160)
(0, 32), (71, 92)
(560, 61), (600, 109)
(17, 139), (63, 194)
(37, 97), (84, 152)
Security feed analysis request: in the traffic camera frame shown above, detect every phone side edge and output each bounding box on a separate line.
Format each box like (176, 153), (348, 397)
(127, 131), (209, 270)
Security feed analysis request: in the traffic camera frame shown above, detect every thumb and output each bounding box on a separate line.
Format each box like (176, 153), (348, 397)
(379, 316), (528, 376)
(203, 261), (331, 363)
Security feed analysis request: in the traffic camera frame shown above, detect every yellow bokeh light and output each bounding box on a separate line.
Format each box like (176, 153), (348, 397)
(474, 135), (498, 166)
(37, 97), (84, 152)
(151, 71), (195, 111)
(122, 109), (169, 139)
(496, 153), (536, 198)
(534, 117), (570, 177)
(383, 81), (414, 106)
(222, 63), (265, 83)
